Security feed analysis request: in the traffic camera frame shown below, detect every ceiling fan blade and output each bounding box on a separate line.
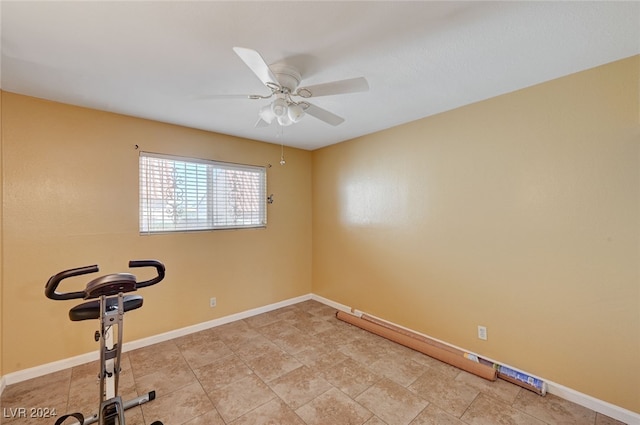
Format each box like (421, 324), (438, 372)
(233, 47), (279, 88)
(195, 94), (259, 100)
(255, 117), (270, 128)
(296, 77), (369, 98)
(303, 103), (345, 126)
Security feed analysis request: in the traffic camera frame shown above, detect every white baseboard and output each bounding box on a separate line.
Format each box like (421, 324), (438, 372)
(2, 293), (312, 387)
(312, 294), (639, 425)
(310, 293), (351, 313)
(545, 381), (640, 425)
(3, 293), (638, 424)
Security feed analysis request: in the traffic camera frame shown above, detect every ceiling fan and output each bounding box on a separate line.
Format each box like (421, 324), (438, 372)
(208, 47), (369, 127)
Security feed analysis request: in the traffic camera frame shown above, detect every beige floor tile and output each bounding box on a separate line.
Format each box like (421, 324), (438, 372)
(379, 341), (430, 366)
(339, 337), (391, 366)
(230, 398), (306, 425)
(2, 369), (71, 408)
(232, 334), (283, 362)
(276, 307), (314, 323)
(356, 378), (428, 425)
(66, 377), (100, 417)
(119, 365), (140, 395)
(135, 356), (197, 397)
(296, 387), (373, 425)
(369, 353), (427, 387)
(513, 390), (597, 424)
(295, 344), (351, 372)
(333, 318), (376, 339)
(416, 357), (463, 378)
(140, 381), (213, 425)
(193, 354), (253, 393)
(595, 412), (627, 425)
(455, 370), (521, 404)
(67, 368), (138, 417)
(128, 340), (183, 379)
(1, 369), (71, 420)
(244, 349), (303, 382)
(270, 327), (321, 355)
(290, 315), (336, 335)
(321, 357), (380, 398)
(268, 366), (333, 410)
(460, 393), (546, 425)
(177, 337), (233, 370)
(409, 403), (467, 425)
(243, 309), (283, 329)
(181, 408), (226, 425)
(210, 374), (276, 423)
(69, 359), (101, 387)
(314, 325), (357, 348)
(364, 416), (389, 425)
(121, 405), (146, 425)
(298, 300), (338, 319)
(409, 367), (479, 417)
(256, 321), (301, 339)
(213, 320), (262, 349)
(174, 327), (219, 348)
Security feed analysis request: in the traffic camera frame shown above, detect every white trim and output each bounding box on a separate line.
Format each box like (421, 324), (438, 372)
(314, 296), (640, 425)
(3, 293), (312, 387)
(545, 381), (640, 425)
(310, 294), (351, 313)
(3, 293), (639, 424)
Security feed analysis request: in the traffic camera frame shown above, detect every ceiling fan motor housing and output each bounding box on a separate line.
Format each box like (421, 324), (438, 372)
(269, 63), (301, 92)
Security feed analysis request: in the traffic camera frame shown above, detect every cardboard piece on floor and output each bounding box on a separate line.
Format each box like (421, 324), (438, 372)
(336, 310), (497, 381)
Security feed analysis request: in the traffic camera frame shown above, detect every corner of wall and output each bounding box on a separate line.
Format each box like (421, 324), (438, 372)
(1, 89), (5, 393)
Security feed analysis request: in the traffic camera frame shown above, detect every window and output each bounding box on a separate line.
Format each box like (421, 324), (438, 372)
(139, 152), (267, 233)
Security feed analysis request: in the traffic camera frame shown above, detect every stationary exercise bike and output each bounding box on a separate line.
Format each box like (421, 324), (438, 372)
(45, 260), (166, 425)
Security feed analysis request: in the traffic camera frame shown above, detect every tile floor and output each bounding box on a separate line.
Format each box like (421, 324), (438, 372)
(1, 300), (627, 425)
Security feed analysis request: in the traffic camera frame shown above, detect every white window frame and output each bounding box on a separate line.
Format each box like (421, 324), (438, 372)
(139, 152), (267, 233)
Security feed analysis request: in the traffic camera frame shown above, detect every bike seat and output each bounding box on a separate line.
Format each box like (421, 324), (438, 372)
(69, 295), (143, 322)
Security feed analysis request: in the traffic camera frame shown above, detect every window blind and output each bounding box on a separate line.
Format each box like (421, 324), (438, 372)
(139, 152), (267, 233)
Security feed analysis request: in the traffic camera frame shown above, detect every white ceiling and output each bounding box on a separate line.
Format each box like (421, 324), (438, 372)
(1, 1), (639, 150)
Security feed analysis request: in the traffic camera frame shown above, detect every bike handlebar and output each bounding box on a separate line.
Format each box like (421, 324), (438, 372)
(45, 265), (99, 300)
(128, 259), (165, 288)
(44, 260), (165, 300)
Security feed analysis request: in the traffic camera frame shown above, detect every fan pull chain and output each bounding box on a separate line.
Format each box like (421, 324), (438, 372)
(278, 123), (286, 165)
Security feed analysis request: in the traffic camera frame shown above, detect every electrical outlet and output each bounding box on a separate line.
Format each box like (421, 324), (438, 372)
(210, 297), (217, 308)
(478, 325), (487, 341)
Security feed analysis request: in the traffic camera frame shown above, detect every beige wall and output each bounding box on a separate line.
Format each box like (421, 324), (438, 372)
(312, 56), (640, 412)
(0, 92), (312, 373)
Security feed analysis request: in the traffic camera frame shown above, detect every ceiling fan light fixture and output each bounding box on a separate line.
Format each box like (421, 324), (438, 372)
(287, 103), (305, 123)
(277, 114), (293, 127)
(271, 97), (288, 117)
(258, 104), (275, 123)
